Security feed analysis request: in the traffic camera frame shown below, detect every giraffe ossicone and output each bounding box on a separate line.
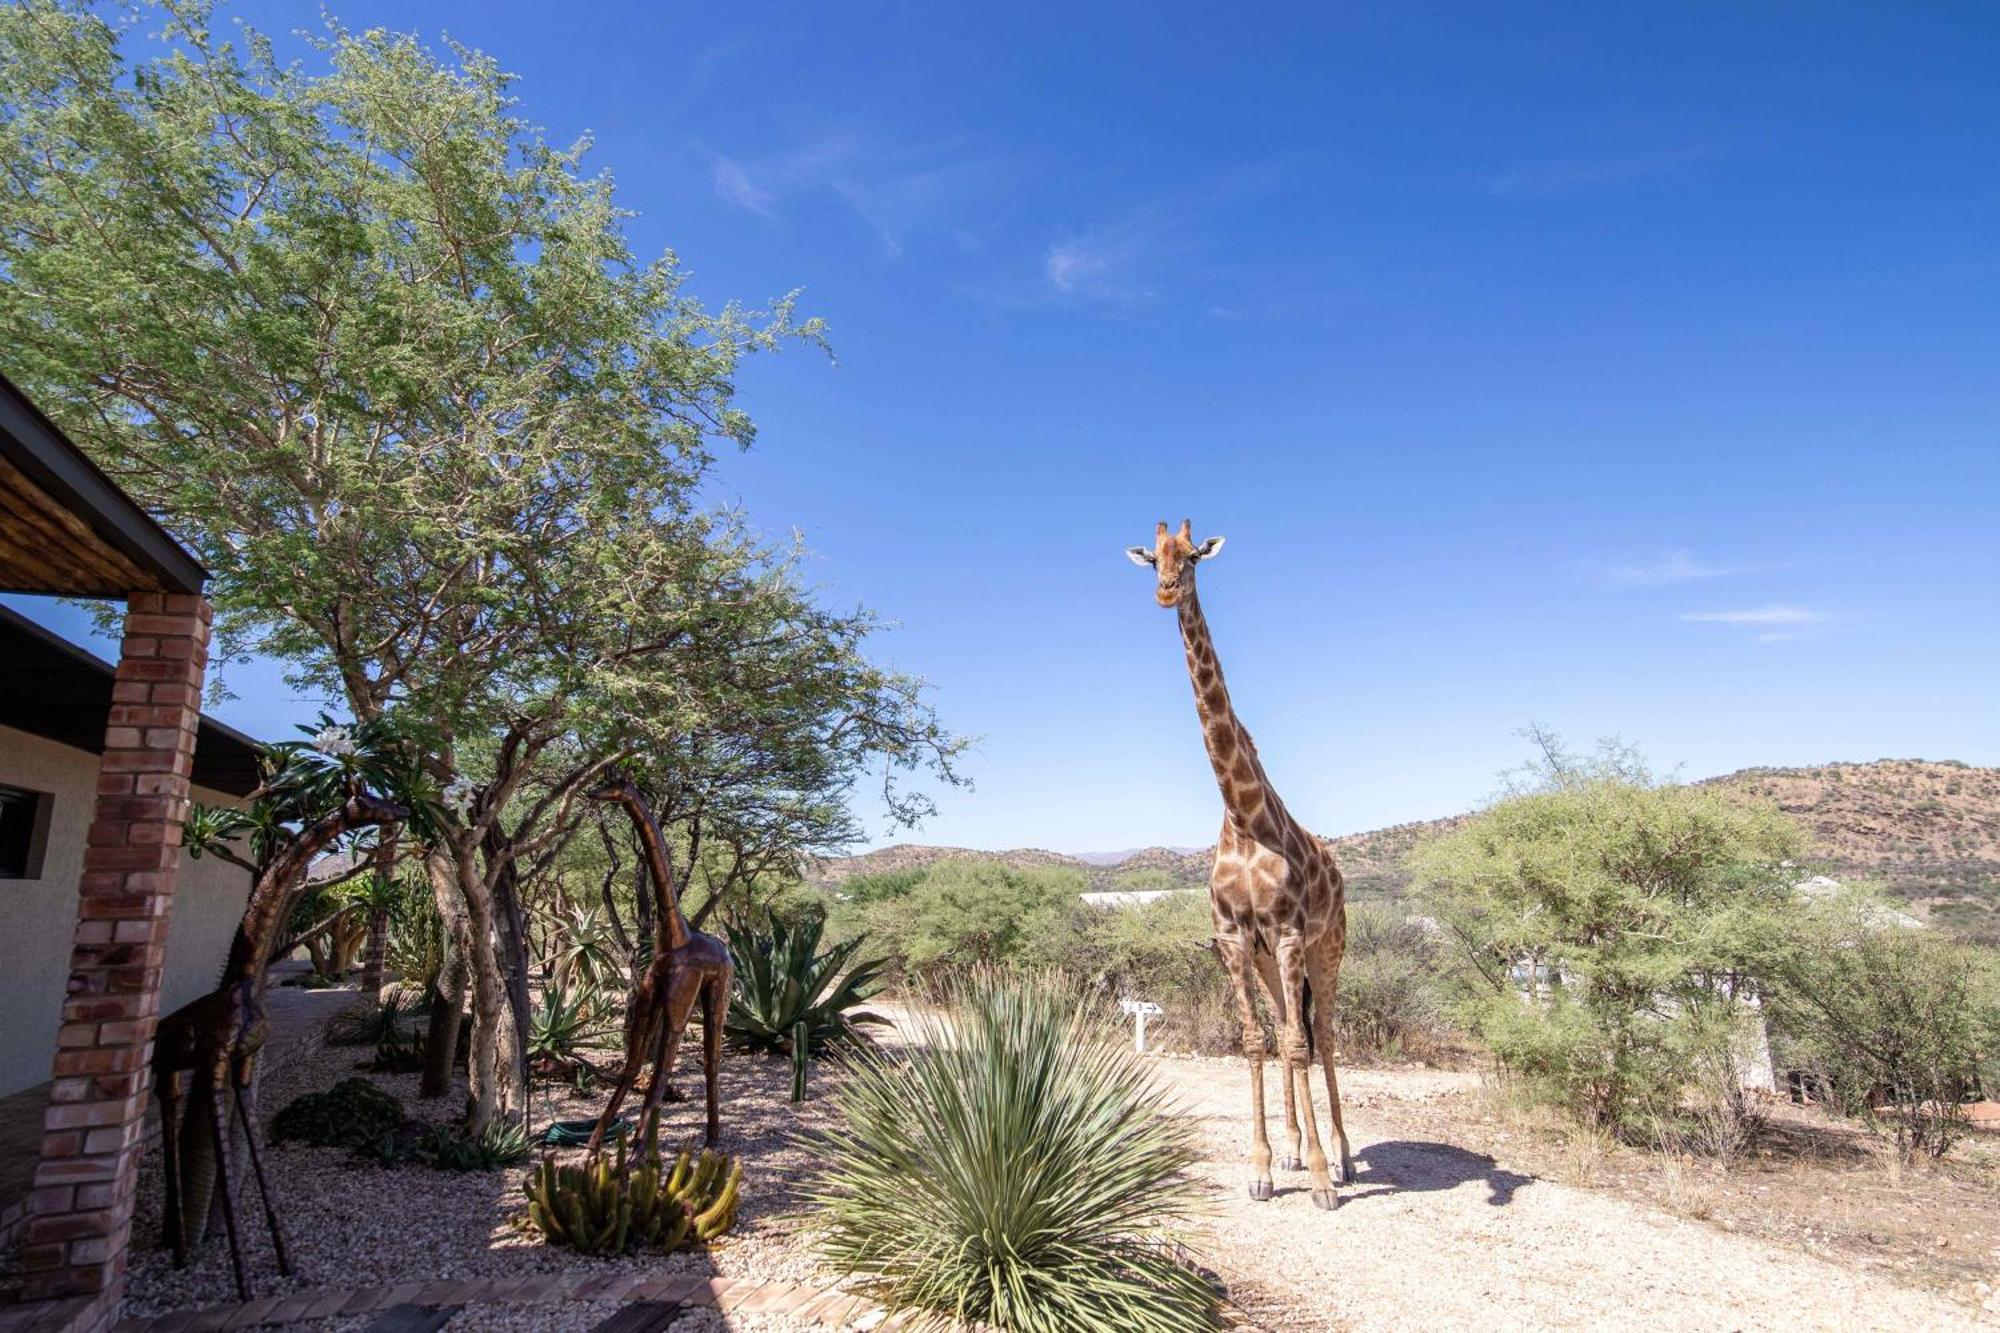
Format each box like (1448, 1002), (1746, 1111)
(1127, 518), (1354, 1209)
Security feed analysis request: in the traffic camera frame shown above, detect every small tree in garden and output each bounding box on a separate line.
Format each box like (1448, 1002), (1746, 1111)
(1762, 884), (2000, 1158)
(810, 971), (1219, 1332)
(0, 0), (960, 1133)
(1413, 733), (1802, 1135)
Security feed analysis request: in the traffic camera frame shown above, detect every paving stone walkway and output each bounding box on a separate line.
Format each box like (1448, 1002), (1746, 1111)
(110, 1274), (896, 1332)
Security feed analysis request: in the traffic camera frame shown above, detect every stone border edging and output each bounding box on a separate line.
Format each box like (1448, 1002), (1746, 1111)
(109, 1274), (901, 1332)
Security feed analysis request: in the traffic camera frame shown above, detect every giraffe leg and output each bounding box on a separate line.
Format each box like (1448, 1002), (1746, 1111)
(586, 1012), (653, 1151)
(206, 1076), (250, 1300)
(701, 972), (725, 1146)
(1307, 940), (1354, 1182)
(1277, 929), (1338, 1210)
(1253, 951), (1303, 1172)
(637, 1011), (677, 1129)
(1216, 933), (1273, 1200)
(157, 1071), (187, 1267)
(233, 1066), (290, 1276)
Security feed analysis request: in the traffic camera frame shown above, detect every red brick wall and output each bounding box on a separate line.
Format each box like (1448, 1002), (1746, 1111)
(19, 593), (210, 1305)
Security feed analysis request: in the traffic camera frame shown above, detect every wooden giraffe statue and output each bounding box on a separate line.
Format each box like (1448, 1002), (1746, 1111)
(154, 791), (406, 1297)
(584, 774), (732, 1151)
(1127, 519), (1353, 1209)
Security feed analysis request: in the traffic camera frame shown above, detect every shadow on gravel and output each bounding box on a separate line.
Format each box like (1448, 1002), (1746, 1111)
(1338, 1140), (1535, 1207)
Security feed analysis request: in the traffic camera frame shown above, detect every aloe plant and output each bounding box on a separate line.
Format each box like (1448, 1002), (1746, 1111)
(528, 981), (602, 1068)
(524, 1111), (742, 1255)
(809, 971), (1219, 1332)
(724, 913), (888, 1056)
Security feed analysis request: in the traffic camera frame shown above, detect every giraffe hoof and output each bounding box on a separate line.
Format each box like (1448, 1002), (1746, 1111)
(1278, 1156), (1303, 1172)
(1247, 1179), (1275, 1202)
(1312, 1188), (1341, 1211)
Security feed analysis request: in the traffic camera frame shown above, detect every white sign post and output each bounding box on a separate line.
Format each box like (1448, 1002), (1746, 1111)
(1119, 998), (1163, 1055)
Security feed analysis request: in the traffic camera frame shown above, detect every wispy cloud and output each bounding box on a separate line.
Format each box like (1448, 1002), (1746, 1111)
(1681, 607), (1824, 626)
(1486, 145), (1714, 198)
(1600, 550), (1750, 587)
(710, 156), (774, 217)
(702, 131), (1015, 256)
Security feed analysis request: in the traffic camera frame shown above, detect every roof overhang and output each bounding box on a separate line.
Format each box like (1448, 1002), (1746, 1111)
(0, 373), (208, 597)
(0, 605), (261, 797)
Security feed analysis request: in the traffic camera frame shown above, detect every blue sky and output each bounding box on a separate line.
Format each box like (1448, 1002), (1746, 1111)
(10, 2), (2000, 852)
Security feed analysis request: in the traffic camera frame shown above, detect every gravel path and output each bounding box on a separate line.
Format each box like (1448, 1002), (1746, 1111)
(1149, 1055), (1991, 1332)
(121, 1030), (855, 1327)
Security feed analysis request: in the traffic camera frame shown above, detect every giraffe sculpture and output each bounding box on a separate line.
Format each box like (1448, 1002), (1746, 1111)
(1127, 519), (1353, 1209)
(154, 791), (406, 1298)
(584, 774), (732, 1151)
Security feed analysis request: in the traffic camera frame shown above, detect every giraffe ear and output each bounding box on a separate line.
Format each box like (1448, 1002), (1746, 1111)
(1191, 535), (1226, 561)
(1126, 546), (1157, 567)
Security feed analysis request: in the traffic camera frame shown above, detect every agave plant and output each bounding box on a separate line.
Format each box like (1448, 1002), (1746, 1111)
(529, 981), (604, 1070)
(724, 913), (888, 1056)
(550, 904), (626, 993)
(809, 970), (1219, 1333)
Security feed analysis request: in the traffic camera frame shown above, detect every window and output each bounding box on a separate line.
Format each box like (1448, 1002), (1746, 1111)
(0, 784), (53, 879)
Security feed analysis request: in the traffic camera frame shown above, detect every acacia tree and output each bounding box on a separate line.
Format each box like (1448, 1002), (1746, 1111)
(0, 1), (959, 1130)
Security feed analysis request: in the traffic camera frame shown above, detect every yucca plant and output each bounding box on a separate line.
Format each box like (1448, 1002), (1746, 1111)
(809, 970), (1219, 1332)
(724, 912), (888, 1056)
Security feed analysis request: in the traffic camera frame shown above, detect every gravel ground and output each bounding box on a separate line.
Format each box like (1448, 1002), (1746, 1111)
(121, 1025), (859, 1327)
(1148, 1054), (1993, 1332)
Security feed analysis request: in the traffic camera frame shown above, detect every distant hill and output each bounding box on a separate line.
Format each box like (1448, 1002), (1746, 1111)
(809, 760), (2000, 936)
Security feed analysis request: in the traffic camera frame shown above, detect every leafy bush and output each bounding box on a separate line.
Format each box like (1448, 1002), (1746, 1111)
(363, 1117), (531, 1172)
(1764, 885), (2000, 1158)
(1413, 736), (1802, 1135)
(525, 1114), (742, 1254)
(849, 859), (1083, 978)
(725, 912), (888, 1055)
(1334, 904), (1454, 1061)
(810, 970), (1218, 1332)
(272, 1078), (404, 1148)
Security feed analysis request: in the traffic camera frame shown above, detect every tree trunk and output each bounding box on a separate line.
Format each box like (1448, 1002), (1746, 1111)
(360, 833), (399, 999)
(447, 838), (509, 1134)
(422, 853), (471, 1100)
(483, 823), (534, 1128)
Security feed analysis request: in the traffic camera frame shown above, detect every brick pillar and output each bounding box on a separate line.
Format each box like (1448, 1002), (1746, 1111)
(19, 592), (210, 1307)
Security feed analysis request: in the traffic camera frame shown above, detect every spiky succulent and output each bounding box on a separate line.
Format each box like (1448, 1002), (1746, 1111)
(523, 1111), (742, 1255)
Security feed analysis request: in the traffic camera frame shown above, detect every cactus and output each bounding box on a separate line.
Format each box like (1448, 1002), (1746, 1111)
(791, 1019), (809, 1103)
(523, 1108), (742, 1254)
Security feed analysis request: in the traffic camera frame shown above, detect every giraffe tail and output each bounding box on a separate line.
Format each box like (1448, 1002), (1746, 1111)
(1302, 976), (1316, 1060)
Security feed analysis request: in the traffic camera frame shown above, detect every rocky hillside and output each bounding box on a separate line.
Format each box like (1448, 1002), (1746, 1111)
(812, 760), (2000, 931)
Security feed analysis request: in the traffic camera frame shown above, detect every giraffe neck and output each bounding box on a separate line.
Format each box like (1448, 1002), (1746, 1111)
(612, 789), (691, 952)
(1177, 586), (1281, 836)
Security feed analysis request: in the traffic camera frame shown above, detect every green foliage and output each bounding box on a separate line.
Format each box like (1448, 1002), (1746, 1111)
(549, 905), (627, 993)
(1335, 904), (1454, 1060)
(1414, 735), (1802, 1133)
(525, 1114), (742, 1255)
(528, 982), (605, 1068)
(809, 971), (1219, 1333)
(724, 912), (888, 1055)
(364, 1118), (532, 1172)
(1763, 885), (2000, 1158)
(327, 991), (417, 1048)
(838, 868), (927, 904)
(272, 1078), (404, 1149)
(851, 859), (1084, 978)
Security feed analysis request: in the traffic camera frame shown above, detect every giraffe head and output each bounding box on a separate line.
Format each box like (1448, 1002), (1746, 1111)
(1126, 518), (1225, 607)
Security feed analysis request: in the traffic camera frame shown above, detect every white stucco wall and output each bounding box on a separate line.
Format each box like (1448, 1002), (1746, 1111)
(0, 724), (250, 1098)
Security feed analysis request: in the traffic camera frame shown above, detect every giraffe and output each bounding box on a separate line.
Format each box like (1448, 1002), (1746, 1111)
(1127, 519), (1353, 1209)
(583, 773), (732, 1151)
(154, 791), (406, 1297)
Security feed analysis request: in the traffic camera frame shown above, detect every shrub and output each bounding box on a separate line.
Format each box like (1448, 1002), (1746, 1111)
(810, 970), (1219, 1332)
(855, 859), (1083, 978)
(363, 1117), (532, 1171)
(1413, 735), (1802, 1135)
(272, 1078), (404, 1149)
(1763, 885), (2000, 1158)
(724, 911), (888, 1055)
(1334, 904), (1453, 1061)
(525, 1113), (742, 1254)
